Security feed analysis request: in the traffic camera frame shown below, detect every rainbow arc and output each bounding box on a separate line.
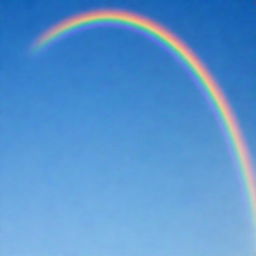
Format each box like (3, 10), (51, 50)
(31, 9), (256, 237)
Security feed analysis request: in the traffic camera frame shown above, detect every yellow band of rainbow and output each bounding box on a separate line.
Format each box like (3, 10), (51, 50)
(31, 9), (256, 236)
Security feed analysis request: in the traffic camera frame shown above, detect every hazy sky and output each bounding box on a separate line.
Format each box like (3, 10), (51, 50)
(1, 0), (256, 255)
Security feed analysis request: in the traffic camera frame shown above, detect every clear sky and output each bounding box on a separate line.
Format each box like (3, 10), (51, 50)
(1, 0), (256, 255)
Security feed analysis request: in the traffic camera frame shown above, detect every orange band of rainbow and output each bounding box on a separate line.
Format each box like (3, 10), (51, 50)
(31, 9), (256, 237)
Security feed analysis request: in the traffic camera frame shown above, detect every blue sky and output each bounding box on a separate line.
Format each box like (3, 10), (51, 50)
(1, 0), (256, 255)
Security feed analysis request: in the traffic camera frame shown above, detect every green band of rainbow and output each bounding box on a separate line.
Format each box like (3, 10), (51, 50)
(31, 9), (256, 236)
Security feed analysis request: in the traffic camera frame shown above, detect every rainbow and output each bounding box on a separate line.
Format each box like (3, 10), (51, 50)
(31, 9), (256, 235)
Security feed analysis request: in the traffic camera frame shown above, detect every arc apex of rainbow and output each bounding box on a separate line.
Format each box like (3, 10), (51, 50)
(31, 9), (256, 234)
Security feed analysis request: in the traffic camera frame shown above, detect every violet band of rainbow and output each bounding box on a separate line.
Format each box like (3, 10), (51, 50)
(30, 9), (256, 236)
